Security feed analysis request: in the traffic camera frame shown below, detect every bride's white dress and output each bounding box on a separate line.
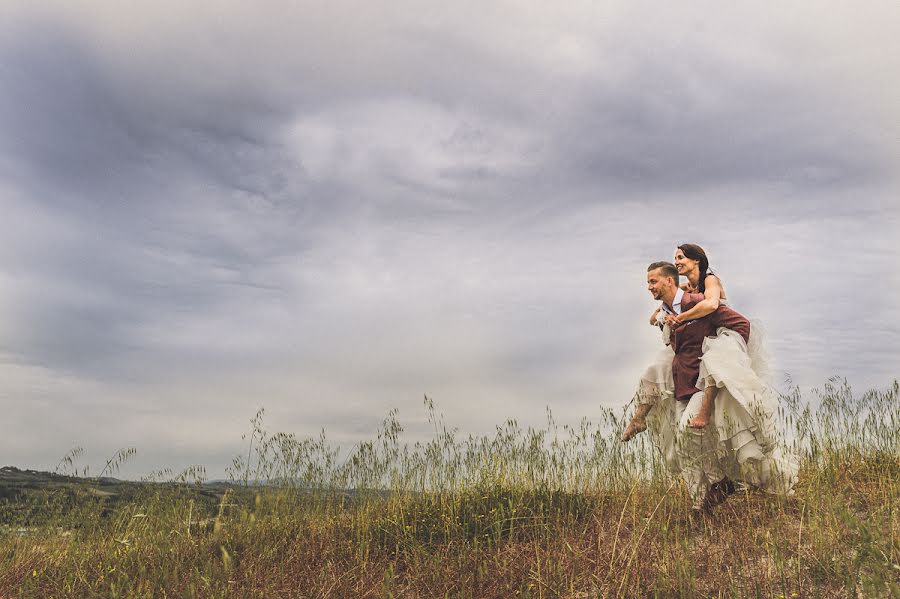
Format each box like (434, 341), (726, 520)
(636, 300), (797, 495)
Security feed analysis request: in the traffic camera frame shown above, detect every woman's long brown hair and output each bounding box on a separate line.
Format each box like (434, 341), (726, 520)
(677, 243), (710, 292)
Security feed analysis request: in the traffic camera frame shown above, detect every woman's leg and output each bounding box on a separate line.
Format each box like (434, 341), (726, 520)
(688, 385), (718, 429)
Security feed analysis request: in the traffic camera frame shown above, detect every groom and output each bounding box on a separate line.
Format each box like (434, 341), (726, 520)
(645, 261), (751, 512)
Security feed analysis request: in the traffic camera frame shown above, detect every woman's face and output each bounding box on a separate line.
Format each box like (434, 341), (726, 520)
(673, 248), (698, 275)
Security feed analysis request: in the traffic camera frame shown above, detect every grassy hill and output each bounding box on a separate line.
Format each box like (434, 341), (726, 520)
(1, 380), (898, 597)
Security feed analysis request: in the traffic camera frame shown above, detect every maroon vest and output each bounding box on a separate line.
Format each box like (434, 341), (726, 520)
(669, 293), (751, 402)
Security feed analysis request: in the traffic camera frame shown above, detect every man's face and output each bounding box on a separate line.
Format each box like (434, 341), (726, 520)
(647, 268), (673, 300)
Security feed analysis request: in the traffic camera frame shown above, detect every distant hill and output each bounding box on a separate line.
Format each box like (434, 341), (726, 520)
(0, 466), (234, 526)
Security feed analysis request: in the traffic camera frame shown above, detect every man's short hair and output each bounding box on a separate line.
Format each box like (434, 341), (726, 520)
(648, 261), (679, 282)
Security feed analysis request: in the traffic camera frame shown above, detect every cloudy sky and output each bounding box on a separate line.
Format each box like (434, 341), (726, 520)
(1, 1), (898, 478)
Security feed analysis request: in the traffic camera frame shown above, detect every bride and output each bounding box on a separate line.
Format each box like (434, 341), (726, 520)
(623, 243), (796, 495)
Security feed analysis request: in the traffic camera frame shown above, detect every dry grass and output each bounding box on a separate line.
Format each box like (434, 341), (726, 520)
(2, 379), (898, 597)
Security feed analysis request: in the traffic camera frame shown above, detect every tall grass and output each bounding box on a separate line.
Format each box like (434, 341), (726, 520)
(2, 379), (898, 597)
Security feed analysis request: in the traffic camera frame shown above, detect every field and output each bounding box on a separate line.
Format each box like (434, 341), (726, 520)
(1, 379), (898, 598)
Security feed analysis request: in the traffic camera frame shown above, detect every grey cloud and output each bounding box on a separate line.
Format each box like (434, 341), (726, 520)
(0, 21), (306, 211)
(4, 9), (891, 222)
(536, 57), (887, 197)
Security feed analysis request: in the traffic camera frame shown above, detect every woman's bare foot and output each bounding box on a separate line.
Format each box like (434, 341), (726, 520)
(622, 418), (647, 441)
(688, 412), (709, 429)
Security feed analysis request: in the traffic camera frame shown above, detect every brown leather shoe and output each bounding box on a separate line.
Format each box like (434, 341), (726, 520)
(702, 477), (737, 510)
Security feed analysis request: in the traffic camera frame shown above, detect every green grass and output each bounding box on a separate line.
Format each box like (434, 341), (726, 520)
(2, 379), (898, 597)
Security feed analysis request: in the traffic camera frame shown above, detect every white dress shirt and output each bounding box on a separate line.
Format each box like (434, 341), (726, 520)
(661, 287), (685, 315)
